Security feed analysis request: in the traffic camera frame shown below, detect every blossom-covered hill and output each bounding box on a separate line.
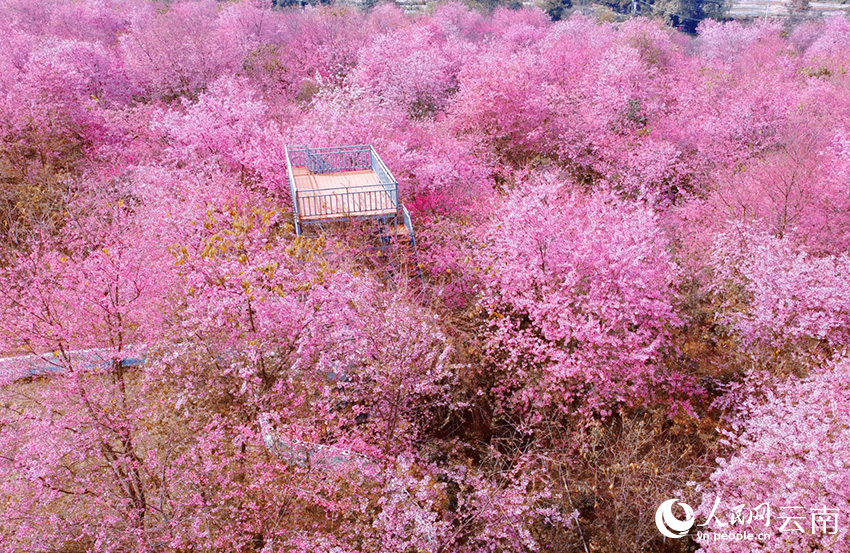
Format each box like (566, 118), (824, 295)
(0, 1), (849, 552)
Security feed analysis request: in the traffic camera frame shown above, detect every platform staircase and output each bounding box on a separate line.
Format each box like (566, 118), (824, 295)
(374, 206), (424, 283)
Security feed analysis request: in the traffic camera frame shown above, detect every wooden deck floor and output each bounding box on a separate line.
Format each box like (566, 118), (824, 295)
(292, 167), (397, 221)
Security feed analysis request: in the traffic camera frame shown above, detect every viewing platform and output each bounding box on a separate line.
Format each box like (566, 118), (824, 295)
(285, 144), (402, 236)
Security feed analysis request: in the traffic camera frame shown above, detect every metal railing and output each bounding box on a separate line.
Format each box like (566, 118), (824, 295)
(401, 205), (416, 246)
(297, 184), (398, 220)
(284, 145), (301, 235)
(287, 145), (372, 174)
(369, 145), (398, 198)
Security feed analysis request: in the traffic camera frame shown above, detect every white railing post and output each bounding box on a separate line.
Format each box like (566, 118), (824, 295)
(285, 145), (301, 236)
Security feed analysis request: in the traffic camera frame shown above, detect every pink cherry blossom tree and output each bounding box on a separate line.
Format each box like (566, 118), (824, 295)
(698, 358), (850, 553)
(477, 173), (691, 421)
